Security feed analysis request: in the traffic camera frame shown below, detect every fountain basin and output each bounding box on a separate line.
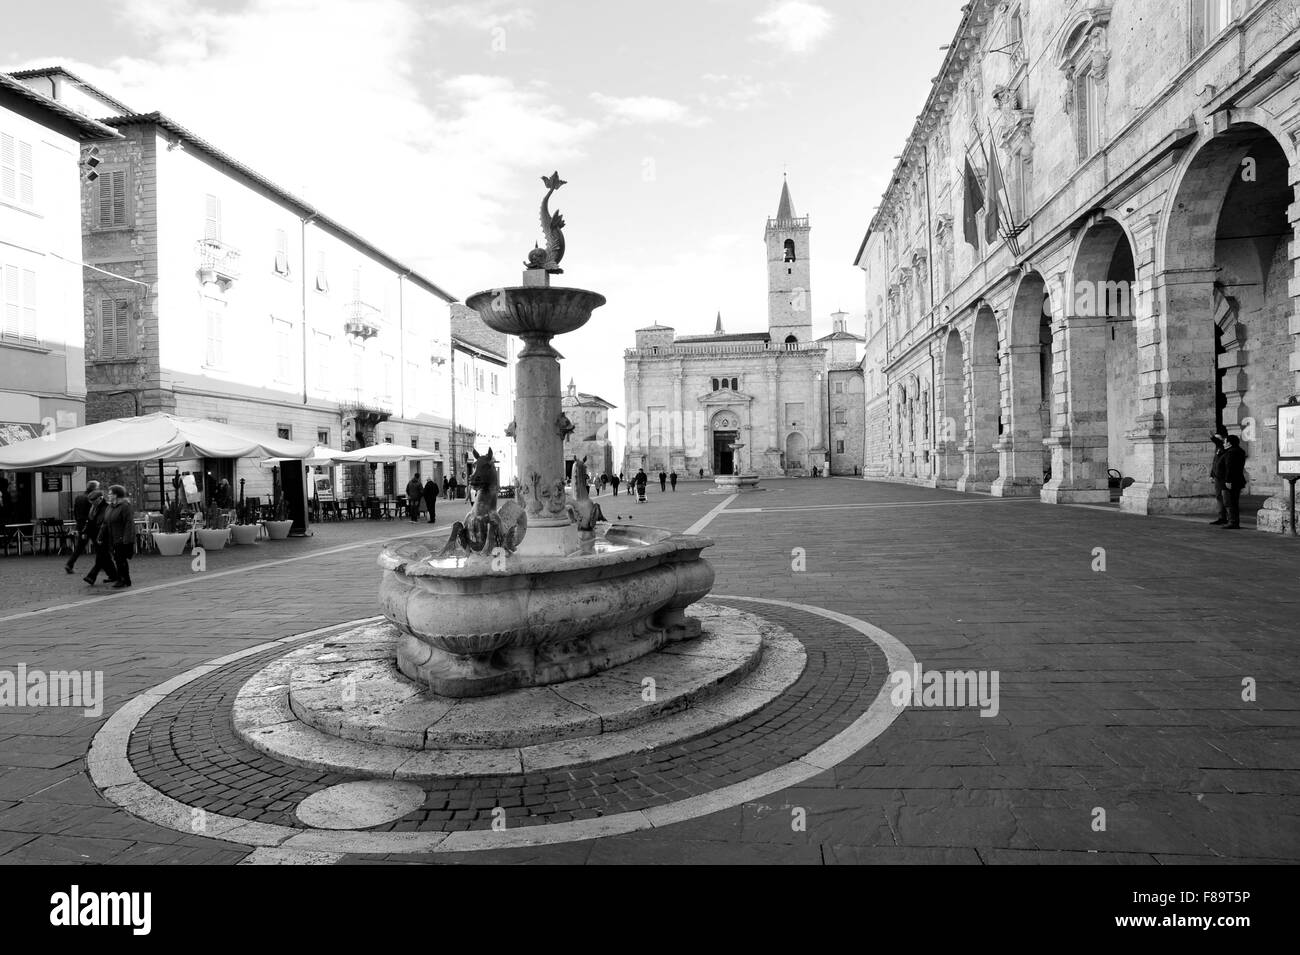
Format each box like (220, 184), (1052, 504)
(465, 286), (607, 339)
(377, 525), (714, 697)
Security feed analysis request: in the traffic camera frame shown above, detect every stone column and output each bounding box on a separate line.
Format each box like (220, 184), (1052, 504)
(1258, 156), (1300, 532)
(1041, 313), (1110, 504)
(513, 328), (577, 555)
(992, 342), (1046, 496)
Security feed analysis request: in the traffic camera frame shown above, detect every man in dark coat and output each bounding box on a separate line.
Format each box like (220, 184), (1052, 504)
(1208, 430), (1229, 524)
(635, 468), (648, 502)
(669, 470), (678, 491)
(65, 480), (100, 573)
(1214, 435), (1248, 529)
(81, 489), (117, 586)
(659, 470), (667, 492)
(98, 485), (135, 588)
(422, 477), (439, 524)
(611, 473), (621, 496)
(405, 473), (423, 522)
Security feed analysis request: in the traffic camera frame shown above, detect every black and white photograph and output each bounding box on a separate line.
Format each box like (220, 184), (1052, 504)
(0, 0), (1295, 931)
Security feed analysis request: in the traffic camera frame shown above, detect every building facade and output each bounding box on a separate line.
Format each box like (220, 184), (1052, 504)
(561, 379), (615, 478)
(450, 302), (514, 484)
(624, 180), (861, 478)
(0, 71), (121, 521)
(856, 0), (1300, 531)
(11, 68), (460, 509)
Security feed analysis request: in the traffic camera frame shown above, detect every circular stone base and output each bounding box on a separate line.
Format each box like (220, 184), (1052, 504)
(233, 603), (805, 778)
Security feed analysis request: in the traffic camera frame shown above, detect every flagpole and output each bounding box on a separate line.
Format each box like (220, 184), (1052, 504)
(985, 119), (1019, 256)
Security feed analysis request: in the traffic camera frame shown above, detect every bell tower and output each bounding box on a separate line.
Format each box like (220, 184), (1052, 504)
(766, 176), (812, 344)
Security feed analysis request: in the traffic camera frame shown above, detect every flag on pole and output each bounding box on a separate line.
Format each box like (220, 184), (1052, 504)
(985, 141), (1003, 243)
(962, 154), (983, 249)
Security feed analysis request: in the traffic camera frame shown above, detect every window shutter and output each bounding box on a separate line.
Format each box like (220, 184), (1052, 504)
(275, 229), (290, 274)
(0, 133), (15, 201)
(205, 195), (221, 241)
(114, 300), (130, 355)
(20, 268), (36, 339)
(2, 265), (19, 336)
(17, 141), (33, 205)
(98, 299), (116, 355)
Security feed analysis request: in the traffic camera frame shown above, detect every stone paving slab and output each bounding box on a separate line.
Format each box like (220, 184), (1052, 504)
(1, 479), (1299, 862)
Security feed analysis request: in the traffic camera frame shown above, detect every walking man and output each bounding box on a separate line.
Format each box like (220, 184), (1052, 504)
(659, 470), (667, 493)
(635, 468), (648, 502)
(1209, 429), (1229, 525)
(669, 470), (678, 491)
(65, 480), (100, 574)
(405, 472), (423, 522)
(422, 476), (439, 524)
(81, 489), (117, 586)
(611, 472), (621, 497)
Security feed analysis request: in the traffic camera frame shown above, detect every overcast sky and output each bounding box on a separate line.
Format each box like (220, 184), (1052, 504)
(6, 0), (961, 419)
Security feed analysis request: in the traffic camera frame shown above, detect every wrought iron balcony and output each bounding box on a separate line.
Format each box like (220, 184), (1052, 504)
(196, 239), (240, 289)
(343, 300), (381, 341)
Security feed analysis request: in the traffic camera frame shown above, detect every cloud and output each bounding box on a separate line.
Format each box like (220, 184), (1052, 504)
(697, 73), (789, 112)
(590, 93), (707, 127)
(15, 0), (594, 288)
(426, 1), (536, 31)
(753, 1), (833, 54)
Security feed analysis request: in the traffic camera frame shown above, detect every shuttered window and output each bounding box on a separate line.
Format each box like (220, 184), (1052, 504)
(98, 298), (130, 357)
(96, 169), (127, 227)
(2, 265), (38, 340)
(273, 317), (293, 381)
(274, 228), (290, 275)
(0, 132), (34, 207)
(204, 194), (221, 241)
(315, 251), (329, 292)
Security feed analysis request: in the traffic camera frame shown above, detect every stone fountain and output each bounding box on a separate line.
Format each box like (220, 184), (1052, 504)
(376, 173), (716, 697)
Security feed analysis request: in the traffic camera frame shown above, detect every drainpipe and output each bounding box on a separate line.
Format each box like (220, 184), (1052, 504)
(300, 213), (318, 406)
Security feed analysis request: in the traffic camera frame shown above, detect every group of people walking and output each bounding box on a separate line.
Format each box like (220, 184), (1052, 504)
(403, 473), (444, 524)
(65, 481), (136, 588)
(597, 469), (679, 502)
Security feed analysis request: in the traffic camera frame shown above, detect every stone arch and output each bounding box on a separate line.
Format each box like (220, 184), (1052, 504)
(1043, 213), (1140, 503)
(960, 306), (1001, 491)
(995, 270), (1054, 494)
(785, 431), (807, 472)
(1158, 120), (1297, 528)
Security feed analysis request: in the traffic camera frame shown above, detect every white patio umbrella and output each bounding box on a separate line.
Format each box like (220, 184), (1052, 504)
(0, 412), (316, 467)
(259, 445), (342, 467)
(328, 444), (440, 465)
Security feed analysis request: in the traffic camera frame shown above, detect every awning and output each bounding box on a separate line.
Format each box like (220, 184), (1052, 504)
(0, 422), (41, 448)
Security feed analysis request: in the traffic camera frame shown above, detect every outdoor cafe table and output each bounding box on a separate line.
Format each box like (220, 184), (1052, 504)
(4, 522), (36, 555)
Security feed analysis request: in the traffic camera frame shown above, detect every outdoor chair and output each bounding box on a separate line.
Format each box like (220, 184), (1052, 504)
(38, 517), (75, 555)
(0, 525), (34, 556)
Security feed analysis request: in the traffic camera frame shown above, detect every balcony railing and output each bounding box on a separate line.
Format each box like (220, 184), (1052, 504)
(196, 239), (240, 288)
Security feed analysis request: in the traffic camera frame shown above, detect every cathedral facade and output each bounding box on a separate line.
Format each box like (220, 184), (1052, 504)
(622, 181), (863, 478)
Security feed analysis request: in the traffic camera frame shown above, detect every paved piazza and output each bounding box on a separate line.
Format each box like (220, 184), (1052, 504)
(0, 478), (1296, 865)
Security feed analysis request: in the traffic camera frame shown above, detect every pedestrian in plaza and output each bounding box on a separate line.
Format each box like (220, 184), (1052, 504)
(635, 468), (648, 502)
(658, 470), (667, 492)
(1215, 434), (1248, 530)
(422, 477), (439, 524)
(698, 467), (704, 480)
(448, 473), (459, 500)
(65, 480), (100, 574)
(611, 473), (621, 496)
(81, 489), (117, 586)
(405, 472), (423, 522)
(1209, 429), (1230, 525)
(99, 484), (135, 588)
(669, 470), (678, 491)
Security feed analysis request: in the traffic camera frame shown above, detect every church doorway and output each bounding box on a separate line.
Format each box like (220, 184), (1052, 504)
(785, 431), (807, 473)
(712, 431), (737, 475)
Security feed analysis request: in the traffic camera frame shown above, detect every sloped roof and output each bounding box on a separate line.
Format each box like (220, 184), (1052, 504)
(676, 331), (770, 344)
(775, 177), (796, 222)
(5, 65), (134, 114)
(0, 71), (122, 141)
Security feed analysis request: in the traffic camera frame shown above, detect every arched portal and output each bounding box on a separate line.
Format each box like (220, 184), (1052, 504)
(994, 271), (1054, 495)
(960, 307), (1001, 491)
(936, 329), (966, 487)
(1044, 214), (1140, 504)
(1156, 121), (1296, 528)
(784, 431), (807, 473)
(710, 410), (740, 477)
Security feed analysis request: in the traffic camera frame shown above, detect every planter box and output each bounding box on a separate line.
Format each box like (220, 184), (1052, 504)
(195, 528), (229, 550)
(230, 524), (261, 545)
(153, 532), (190, 556)
(264, 520), (293, 540)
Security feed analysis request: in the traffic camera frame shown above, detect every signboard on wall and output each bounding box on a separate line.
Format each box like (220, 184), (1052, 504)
(1278, 402), (1300, 476)
(41, 472), (64, 492)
